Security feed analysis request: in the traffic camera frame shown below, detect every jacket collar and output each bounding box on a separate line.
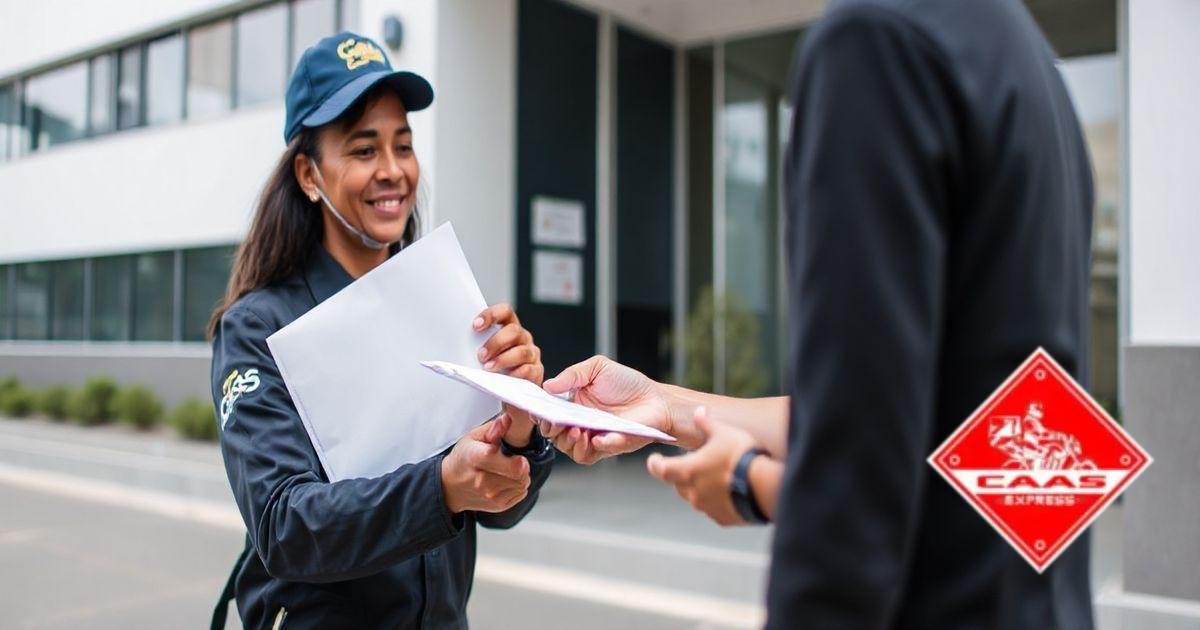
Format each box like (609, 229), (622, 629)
(303, 243), (355, 306)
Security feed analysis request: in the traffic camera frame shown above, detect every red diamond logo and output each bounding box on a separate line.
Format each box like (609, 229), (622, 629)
(928, 347), (1152, 572)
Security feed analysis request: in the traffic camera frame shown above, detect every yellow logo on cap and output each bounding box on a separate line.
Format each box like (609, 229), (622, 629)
(336, 38), (385, 70)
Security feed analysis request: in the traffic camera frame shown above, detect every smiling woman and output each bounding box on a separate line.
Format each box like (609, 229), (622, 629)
(204, 31), (553, 630)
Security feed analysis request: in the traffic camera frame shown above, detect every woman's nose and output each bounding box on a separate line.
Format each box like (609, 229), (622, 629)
(376, 149), (404, 184)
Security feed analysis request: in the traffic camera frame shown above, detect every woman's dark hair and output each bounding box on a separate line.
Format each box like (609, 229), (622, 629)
(206, 88), (419, 339)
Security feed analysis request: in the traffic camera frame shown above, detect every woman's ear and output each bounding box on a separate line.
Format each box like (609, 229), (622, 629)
(294, 153), (319, 202)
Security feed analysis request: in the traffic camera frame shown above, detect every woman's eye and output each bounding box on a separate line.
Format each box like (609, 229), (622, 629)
(397, 144), (413, 154)
(352, 147), (375, 157)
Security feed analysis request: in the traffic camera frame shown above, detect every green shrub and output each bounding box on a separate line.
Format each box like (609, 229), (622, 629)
(112, 386), (164, 430)
(170, 397), (218, 441)
(68, 378), (119, 425)
(0, 384), (36, 418)
(38, 386), (72, 420)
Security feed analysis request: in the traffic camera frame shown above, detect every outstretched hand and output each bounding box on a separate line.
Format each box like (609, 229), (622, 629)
(539, 355), (686, 464)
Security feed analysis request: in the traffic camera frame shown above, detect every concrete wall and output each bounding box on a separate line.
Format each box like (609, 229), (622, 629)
(1114, 0), (1200, 624)
(0, 343), (211, 406)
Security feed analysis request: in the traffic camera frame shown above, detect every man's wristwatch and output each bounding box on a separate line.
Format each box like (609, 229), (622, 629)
(730, 448), (769, 524)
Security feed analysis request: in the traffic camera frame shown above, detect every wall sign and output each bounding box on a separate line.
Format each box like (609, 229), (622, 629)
(532, 196), (586, 249)
(532, 249), (583, 305)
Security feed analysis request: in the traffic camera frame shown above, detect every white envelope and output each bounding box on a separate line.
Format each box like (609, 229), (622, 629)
(421, 360), (676, 443)
(266, 223), (500, 482)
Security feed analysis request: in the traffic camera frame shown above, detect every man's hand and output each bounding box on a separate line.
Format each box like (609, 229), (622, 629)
(646, 407), (761, 527)
(474, 303), (541, 447)
(441, 415), (531, 514)
(540, 356), (690, 464)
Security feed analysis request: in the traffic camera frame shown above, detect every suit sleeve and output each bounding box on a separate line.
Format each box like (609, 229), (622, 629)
(767, 7), (957, 628)
(213, 307), (464, 583)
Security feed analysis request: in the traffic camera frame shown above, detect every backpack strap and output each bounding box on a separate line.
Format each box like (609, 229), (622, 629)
(211, 536), (251, 630)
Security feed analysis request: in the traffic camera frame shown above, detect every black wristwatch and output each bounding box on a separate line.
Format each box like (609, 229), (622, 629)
(501, 426), (552, 459)
(730, 448), (769, 524)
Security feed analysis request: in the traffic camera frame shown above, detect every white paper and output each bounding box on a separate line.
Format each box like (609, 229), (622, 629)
(532, 250), (583, 305)
(532, 196), (586, 248)
(266, 223), (500, 482)
(421, 360), (676, 443)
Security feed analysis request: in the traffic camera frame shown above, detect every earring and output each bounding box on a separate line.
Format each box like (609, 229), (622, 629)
(309, 192), (319, 203)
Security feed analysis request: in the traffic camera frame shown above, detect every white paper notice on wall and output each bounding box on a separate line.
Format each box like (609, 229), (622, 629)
(533, 250), (583, 305)
(532, 196), (586, 248)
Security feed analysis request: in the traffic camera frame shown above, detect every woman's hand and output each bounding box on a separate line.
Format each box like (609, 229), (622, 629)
(473, 303), (542, 447)
(441, 415), (531, 514)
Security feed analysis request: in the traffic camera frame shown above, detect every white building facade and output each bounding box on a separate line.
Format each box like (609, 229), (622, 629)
(0, 0), (1194, 623)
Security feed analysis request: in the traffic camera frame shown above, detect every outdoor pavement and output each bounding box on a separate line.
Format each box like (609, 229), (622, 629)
(0, 416), (1123, 629)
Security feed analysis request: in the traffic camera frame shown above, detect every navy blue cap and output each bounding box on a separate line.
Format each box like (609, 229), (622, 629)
(284, 32), (434, 143)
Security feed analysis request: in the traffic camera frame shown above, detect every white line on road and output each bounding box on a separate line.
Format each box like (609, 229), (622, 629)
(512, 519), (769, 568)
(475, 555), (764, 628)
(0, 432), (228, 481)
(0, 463), (765, 627)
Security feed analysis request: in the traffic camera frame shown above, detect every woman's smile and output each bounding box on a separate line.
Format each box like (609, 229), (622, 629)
(365, 191), (407, 217)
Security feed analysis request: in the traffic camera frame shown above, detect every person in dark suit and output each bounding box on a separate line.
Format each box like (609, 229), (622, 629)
(539, 0), (1096, 627)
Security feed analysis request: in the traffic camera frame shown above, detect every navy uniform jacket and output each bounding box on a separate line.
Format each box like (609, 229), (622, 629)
(770, 0), (1094, 628)
(210, 243), (553, 629)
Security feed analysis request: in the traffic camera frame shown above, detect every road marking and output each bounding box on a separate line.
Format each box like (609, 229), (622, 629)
(0, 462), (766, 626)
(0, 433), (228, 481)
(475, 555), (763, 628)
(0, 462), (244, 530)
(511, 519), (769, 568)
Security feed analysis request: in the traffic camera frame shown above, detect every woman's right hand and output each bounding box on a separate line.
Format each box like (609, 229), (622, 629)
(441, 414), (531, 514)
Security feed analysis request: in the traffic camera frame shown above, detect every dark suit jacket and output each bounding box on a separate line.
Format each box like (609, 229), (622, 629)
(768, 0), (1095, 627)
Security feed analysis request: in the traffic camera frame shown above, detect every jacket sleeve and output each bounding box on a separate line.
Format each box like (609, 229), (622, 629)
(212, 307), (464, 584)
(766, 7), (957, 628)
(476, 433), (555, 530)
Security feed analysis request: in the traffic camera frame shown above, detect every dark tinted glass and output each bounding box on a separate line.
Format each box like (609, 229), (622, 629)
(15, 263), (50, 339)
(92, 255), (133, 341)
(49, 259), (85, 340)
(183, 246), (234, 341)
(132, 252), (175, 341)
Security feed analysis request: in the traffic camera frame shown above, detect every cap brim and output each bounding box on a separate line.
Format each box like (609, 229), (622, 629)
(300, 70), (434, 131)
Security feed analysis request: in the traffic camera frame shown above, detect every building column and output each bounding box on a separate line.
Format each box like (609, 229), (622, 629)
(1100, 1), (1200, 627)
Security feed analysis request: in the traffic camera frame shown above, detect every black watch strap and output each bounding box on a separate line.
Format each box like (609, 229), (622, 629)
(730, 448), (769, 524)
(501, 426), (551, 459)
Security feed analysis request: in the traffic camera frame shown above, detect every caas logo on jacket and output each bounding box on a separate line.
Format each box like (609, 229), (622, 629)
(929, 348), (1151, 572)
(220, 368), (261, 429)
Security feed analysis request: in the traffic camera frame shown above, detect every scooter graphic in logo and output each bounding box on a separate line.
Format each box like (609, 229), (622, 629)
(988, 402), (1097, 471)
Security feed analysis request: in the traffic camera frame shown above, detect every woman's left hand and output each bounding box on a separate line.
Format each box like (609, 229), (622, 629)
(474, 303), (542, 447)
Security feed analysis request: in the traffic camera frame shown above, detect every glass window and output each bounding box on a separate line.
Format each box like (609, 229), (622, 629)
(132, 251), (175, 341)
(292, 0), (337, 68)
(89, 54), (115, 135)
(0, 83), (14, 160)
(23, 62), (88, 152)
(0, 266), (9, 338)
(91, 255), (133, 341)
(14, 263), (50, 340)
(183, 246), (235, 341)
(50, 259), (84, 340)
(187, 20), (233, 119)
(235, 3), (288, 108)
(118, 45), (143, 129)
(146, 34), (184, 126)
